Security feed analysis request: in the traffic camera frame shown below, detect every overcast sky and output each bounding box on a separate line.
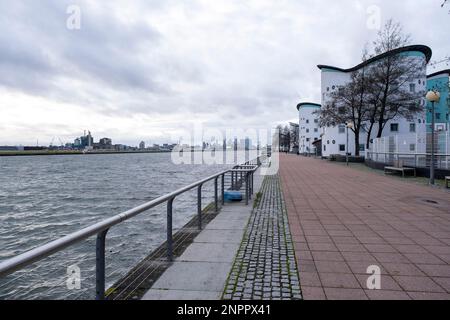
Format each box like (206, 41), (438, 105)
(0, 0), (449, 146)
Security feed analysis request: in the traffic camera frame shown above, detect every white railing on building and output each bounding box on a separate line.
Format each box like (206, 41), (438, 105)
(368, 130), (450, 170)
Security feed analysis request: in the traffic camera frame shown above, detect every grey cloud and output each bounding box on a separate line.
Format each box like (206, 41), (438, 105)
(0, 0), (449, 145)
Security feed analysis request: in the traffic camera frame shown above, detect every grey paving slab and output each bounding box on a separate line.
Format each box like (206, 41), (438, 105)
(143, 289), (221, 300)
(150, 261), (232, 292)
(194, 229), (245, 244)
(205, 218), (249, 231)
(179, 242), (240, 263)
(142, 167), (265, 300)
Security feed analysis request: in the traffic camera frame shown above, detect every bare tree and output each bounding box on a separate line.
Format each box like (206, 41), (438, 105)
(316, 65), (370, 156)
(275, 124), (290, 152)
(370, 19), (425, 138)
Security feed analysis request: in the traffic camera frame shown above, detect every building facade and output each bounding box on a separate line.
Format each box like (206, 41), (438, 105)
(317, 45), (431, 157)
(427, 69), (450, 131)
(297, 102), (321, 154)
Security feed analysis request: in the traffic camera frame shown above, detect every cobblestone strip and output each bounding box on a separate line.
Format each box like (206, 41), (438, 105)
(222, 174), (302, 300)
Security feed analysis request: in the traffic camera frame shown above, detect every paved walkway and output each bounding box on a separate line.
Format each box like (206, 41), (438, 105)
(142, 169), (264, 300)
(280, 154), (450, 300)
(222, 175), (301, 300)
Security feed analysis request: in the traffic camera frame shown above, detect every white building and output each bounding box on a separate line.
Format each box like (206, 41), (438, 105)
(297, 102), (321, 154)
(318, 45), (431, 157)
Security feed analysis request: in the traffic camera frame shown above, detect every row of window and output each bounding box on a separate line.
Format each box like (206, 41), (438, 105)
(327, 81), (424, 94)
(300, 119), (319, 124)
(323, 144), (366, 152)
(335, 123), (420, 134)
(301, 128), (319, 133)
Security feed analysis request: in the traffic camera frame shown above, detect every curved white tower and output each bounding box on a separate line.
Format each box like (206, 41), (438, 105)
(297, 102), (321, 155)
(318, 45), (431, 157)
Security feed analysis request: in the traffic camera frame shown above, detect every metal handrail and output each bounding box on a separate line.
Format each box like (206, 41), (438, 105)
(367, 152), (450, 156)
(0, 156), (264, 299)
(366, 152), (450, 170)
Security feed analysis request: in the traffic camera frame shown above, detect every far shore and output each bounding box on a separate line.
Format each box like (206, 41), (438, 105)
(0, 150), (174, 157)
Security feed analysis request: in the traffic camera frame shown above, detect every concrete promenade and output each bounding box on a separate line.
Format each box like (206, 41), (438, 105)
(280, 154), (450, 300)
(142, 169), (265, 300)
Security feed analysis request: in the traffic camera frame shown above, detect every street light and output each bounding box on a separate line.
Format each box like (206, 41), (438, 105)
(346, 122), (354, 166)
(426, 90), (441, 185)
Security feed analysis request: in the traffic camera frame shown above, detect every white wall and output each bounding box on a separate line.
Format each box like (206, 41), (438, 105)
(298, 105), (321, 154)
(319, 54), (428, 157)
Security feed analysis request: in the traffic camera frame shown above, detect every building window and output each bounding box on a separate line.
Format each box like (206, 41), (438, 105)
(390, 123), (399, 132)
(359, 144), (365, 152)
(332, 85), (336, 90)
(418, 119), (422, 124)
(306, 138), (310, 142)
(327, 87), (330, 92)
(306, 119), (310, 124)
(314, 119), (319, 123)
(436, 113), (441, 120)
(306, 129), (310, 133)
(314, 128), (318, 132)
(332, 140), (336, 144)
(338, 125), (346, 134)
(314, 138), (318, 141)
(339, 145), (346, 152)
(409, 123), (416, 133)
(327, 140), (330, 144)
(410, 144), (416, 152)
(324, 145), (326, 151)
(409, 83), (416, 93)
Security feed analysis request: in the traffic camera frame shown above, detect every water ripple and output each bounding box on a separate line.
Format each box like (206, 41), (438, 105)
(0, 153), (232, 299)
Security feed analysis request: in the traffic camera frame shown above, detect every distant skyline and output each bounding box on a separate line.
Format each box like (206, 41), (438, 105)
(0, 0), (449, 146)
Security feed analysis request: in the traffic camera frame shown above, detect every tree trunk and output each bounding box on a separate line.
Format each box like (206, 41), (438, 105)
(376, 114), (385, 138)
(366, 121), (375, 149)
(354, 129), (360, 157)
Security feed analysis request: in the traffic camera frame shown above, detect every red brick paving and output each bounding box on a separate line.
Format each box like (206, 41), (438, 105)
(279, 154), (450, 300)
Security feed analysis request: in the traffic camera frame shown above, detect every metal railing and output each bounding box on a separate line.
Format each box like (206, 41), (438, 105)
(367, 152), (450, 170)
(0, 156), (265, 300)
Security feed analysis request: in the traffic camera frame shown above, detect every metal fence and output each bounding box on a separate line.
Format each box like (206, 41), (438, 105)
(368, 131), (450, 170)
(372, 131), (450, 155)
(0, 156), (265, 300)
(367, 152), (450, 170)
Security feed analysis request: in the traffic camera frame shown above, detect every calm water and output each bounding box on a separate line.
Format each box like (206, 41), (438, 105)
(0, 153), (232, 299)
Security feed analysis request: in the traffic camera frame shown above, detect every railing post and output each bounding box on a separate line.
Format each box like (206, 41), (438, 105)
(167, 198), (174, 261)
(96, 229), (109, 300)
(231, 171), (235, 190)
(197, 184), (203, 230)
(214, 177), (219, 213)
(221, 174), (225, 205)
(251, 171), (254, 195)
(245, 172), (249, 205)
